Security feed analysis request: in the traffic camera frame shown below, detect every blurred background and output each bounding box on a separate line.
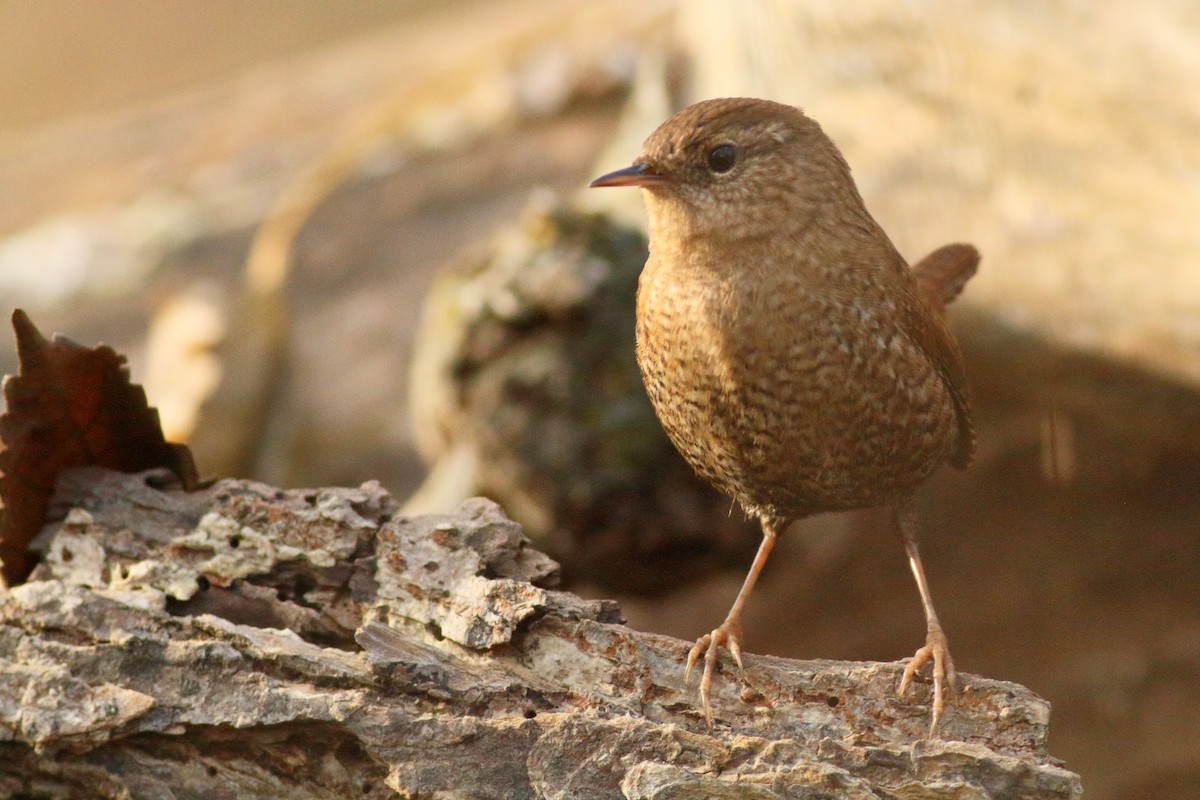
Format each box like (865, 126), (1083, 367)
(2, 1), (1199, 797)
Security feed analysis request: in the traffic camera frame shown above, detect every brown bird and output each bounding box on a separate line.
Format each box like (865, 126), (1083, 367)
(590, 97), (979, 733)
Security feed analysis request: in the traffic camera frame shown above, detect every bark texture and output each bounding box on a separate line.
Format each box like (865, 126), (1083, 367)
(0, 468), (1081, 799)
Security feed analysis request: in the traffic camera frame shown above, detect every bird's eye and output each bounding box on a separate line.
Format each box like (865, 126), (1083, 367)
(706, 144), (737, 174)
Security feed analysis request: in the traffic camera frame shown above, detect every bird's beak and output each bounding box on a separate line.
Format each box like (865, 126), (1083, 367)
(589, 162), (667, 188)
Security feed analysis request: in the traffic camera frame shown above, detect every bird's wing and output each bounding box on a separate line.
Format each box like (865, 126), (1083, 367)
(899, 277), (976, 469)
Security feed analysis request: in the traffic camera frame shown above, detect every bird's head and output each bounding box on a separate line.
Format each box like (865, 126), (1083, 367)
(590, 97), (861, 244)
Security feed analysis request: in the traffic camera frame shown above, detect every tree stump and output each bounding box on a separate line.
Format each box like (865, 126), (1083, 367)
(0, 468), (1081, 798)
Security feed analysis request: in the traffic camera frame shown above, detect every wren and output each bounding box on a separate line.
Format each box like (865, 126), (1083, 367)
(591, 97), (979, 733)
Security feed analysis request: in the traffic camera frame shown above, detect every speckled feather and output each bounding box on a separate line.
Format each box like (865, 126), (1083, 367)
(630, 98), (974, 527)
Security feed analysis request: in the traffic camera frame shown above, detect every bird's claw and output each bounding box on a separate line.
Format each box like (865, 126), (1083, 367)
(899, 624), (957, 735)
(684, 622), (744, 726)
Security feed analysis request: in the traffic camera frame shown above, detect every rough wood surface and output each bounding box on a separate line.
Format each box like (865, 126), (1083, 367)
(0, 468), (1080, 798)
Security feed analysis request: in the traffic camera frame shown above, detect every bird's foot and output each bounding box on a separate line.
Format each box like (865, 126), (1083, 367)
(899, 623), (957, 735)
(683, 620), (745, 726)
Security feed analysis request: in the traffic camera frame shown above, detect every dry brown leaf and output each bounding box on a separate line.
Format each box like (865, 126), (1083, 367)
(0, 309), (197, 585)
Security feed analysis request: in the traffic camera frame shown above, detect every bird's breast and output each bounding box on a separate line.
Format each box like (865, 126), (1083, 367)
(634, 250), (959, 520)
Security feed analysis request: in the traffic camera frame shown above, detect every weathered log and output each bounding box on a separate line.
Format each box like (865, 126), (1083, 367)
(0, 467), (1079, 798)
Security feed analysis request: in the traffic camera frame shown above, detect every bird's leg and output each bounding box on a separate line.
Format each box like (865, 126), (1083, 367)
(685, 518), (781, 725)
(894, 502), (957, 734)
